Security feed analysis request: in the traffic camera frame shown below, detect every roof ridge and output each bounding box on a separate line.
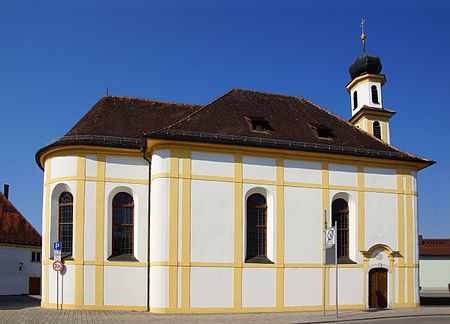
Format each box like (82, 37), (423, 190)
(104, 95), (202, 107)
(145, 89), (237, 136)
(230, 88), (302, 100)
(299, 97), (431, 162)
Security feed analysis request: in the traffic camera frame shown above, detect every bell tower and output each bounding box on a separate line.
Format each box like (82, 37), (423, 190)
(347, 19), (395, 144)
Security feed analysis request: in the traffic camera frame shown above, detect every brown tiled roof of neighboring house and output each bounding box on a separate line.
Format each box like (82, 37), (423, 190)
(419, 235), (450, 256)
(36, 89), (434, 169)
(0, 192), (41, 247)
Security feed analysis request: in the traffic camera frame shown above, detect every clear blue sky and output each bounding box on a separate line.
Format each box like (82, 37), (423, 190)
(1, 0), (449, 237)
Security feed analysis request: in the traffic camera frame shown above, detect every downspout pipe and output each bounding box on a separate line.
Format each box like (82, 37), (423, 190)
(141, 139), (152, 312)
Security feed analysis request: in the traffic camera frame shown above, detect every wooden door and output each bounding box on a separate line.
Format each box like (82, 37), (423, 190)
(369, 268), (388, 308)
(29, 277), (41, 295)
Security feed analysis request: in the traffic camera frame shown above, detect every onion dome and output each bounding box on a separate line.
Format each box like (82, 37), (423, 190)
(349, 52), (383, 80)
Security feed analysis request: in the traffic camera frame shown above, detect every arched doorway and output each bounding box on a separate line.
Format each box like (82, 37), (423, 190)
(369, 268), (388, 308)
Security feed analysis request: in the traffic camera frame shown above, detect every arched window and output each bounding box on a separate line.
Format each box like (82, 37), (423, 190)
(373, 121), (382, 139)
(353, 91), (358, 110)
(332, 199), (349, 260)
(371, 85), (379, 104)
(246, 194), (267, 261)
(58, 192), (73, 257)
(112, 193), (134, 257)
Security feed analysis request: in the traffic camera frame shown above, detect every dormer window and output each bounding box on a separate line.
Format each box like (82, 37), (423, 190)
(311, 124), (336, 139)
(245, 116), (273, 133)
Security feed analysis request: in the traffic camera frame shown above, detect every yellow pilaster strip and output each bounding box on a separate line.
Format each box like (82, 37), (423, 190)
(275, 158), (285, 308)
(42, 158), (51, 303)
(95, 155), (106, 306)
(405, 174), (414, 304)
(233, 154), (243, 309)
(168, 150), (179, 309)
(321, 161), (329, 308)
(180, 150), (191, 310)
(357, 165), (365, 252)
(75, 156), (86, 306)
(382, 121), (388, 143)
(396, 172), (405, 305)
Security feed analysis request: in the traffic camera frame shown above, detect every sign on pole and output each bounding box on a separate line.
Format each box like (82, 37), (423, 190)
(52, 260), (63, 272)
(54, 250), (61, 261)
(325, 227), (336, 248)
(53, 242), (62, 251)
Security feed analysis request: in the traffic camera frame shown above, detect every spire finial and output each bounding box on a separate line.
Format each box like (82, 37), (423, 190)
(360, 18), (367, 53)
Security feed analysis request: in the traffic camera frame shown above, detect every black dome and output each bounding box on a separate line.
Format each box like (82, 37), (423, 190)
(349, 53), (382, 80)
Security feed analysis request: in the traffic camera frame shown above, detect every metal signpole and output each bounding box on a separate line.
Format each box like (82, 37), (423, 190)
(323, 210), (327, 316)
(335, 221), (338, 318)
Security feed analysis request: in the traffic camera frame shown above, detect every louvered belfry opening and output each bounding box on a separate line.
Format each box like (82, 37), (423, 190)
(373, 121), (382, 139)
(246, 194), (267, 260)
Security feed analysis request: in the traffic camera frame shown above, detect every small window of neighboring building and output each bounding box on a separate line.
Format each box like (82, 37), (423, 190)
(112, 192), (134, 257)
(58, 192), (73, 258)
(31, 251), (41, 263)
(353, 91), (358, 109)
(371, 85), (379, 104)
(373, 121), (382, 139)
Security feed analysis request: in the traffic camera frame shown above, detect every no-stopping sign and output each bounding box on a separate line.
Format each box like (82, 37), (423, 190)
(52, 260), (63, 272)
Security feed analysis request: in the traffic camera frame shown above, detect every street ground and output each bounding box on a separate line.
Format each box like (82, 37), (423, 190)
(0, 295), (449, 323)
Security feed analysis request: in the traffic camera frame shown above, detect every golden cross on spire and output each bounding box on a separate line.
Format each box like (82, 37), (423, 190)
(360, 18), (367, 53)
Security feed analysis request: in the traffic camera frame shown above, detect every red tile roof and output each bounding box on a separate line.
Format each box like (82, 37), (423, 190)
(419, 235), (450, 256)
(36, 90), (434, 169)
(0, 192), (41, 247)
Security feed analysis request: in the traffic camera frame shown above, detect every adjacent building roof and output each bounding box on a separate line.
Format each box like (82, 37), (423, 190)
(36, 89), (433, 169)
(419, 235), (450, 256)
(0, 192), (41, 247)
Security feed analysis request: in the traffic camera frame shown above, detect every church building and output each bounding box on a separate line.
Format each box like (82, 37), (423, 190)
(36, 34), (433, 312)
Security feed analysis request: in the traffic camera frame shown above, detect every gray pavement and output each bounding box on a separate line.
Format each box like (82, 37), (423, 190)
(0, 296), (449, 323)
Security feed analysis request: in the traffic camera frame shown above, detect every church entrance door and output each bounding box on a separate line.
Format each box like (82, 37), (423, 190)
(368, 268), (388, 308)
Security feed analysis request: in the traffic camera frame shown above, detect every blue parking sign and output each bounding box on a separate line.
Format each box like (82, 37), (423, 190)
(53, 242), (62, 251)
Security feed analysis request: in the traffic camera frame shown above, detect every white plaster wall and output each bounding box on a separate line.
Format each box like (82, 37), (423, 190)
(151, 150), (170, 175)
(83, 181), (96, 261)
(365, 192), (397, 251)
(191, 152), (234, 178)
(49, 181), (77, 257)
(243, 156), (276, 181)
(420, 257), (450, 290)
(242, 268), (276, 307)
(0, 246), (41, 295)
(50, 156), (78, 179)
(284, 268), (322, 306)
(83, 265), (95, 305)
(284, 160), (322, 184)
(105, 156), (148, 180)
(48, 264), (75, 304)
(329, 268), (363, 305)
(104, 266), (146, 306)
(149, 266), (168, 308)
(104, 182), (148, 261)
(191, 180), (234, 263)
(190, 267), (234, 308)
(85, 155), (97, 177)
(243, 184), (276, 262)
(150, 178), (169, 262)
(329, 164), (357, 187)
(364, 167), (396, 189)
(284, 187), (322, 264)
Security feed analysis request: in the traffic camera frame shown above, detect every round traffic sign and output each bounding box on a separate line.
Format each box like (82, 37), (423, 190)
(52, 260), (63, 272)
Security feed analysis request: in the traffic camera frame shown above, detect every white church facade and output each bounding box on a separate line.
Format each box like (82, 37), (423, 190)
(36, 45), (433, 312)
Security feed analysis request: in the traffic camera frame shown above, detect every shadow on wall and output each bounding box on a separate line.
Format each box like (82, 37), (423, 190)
(0, 295), (41, 310)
